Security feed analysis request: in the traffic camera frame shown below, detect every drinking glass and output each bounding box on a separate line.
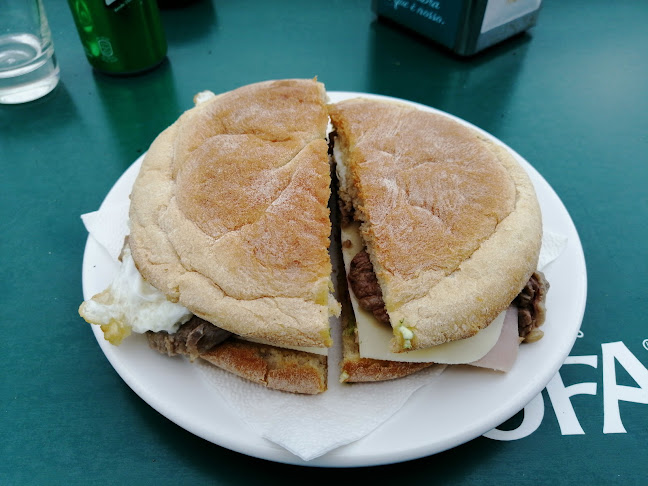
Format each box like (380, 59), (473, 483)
(0, 0), (60, 104)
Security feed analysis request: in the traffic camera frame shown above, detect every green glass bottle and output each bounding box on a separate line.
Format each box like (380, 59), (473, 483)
(67, 0), (167, 75)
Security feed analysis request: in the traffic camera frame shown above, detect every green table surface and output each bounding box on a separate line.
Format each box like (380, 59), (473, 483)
(2, 0), (647, 484)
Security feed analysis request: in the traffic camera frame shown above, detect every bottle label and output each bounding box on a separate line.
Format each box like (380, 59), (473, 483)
(97, 37), (118, 63)
(69, 0), (167, 73)
(105, 0), (133, 11)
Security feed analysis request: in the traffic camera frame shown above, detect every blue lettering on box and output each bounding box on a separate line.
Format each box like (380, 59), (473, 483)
(374, 0), (467, 48)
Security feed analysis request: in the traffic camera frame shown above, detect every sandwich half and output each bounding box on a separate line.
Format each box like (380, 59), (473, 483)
(80, 79), (339, 394)
(328, 97), (549, 382)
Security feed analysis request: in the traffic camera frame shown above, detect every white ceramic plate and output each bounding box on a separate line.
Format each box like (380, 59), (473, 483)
(82, 91), (587, 467)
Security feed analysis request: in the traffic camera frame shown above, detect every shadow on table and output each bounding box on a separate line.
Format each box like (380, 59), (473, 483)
(159, 0), (218, 45)
(0, 82), (81, 142)
(366, 16), (534, 133)
(91, 60), (182, 166)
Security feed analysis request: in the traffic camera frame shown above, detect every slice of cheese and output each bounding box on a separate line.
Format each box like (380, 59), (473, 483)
(340, 223), (504, 364)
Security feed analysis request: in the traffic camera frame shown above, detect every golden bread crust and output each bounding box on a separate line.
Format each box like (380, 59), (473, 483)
(339, 314), (434, 383)
(329, 98), (542, 351)
(201, 339), (327, 394)
(129, 79), (335, 348)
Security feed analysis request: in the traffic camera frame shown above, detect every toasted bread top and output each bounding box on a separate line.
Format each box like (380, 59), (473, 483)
(329, 98), (542, 351)
(129, 79), (336, 348)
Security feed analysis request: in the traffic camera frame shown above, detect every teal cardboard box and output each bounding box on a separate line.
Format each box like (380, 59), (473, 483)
(373, 0), (542, 56)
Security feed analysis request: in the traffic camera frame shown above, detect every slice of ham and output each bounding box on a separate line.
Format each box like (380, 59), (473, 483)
(468, 306), (519, 372)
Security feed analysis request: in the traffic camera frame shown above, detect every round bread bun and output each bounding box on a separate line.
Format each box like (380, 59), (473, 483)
(329, 98), (542, 352)
(129, 79), (336, 348)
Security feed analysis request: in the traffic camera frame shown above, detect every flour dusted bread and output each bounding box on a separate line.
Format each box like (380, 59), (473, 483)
(129, 79), (337, 349)
(329, 98), (542, 352)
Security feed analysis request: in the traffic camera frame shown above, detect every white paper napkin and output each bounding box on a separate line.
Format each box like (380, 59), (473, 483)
(81, 200), (130, 262)
(538, 230), (568, 270)
(81, 190), (566, 461)
(195, 341), (446, 460)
